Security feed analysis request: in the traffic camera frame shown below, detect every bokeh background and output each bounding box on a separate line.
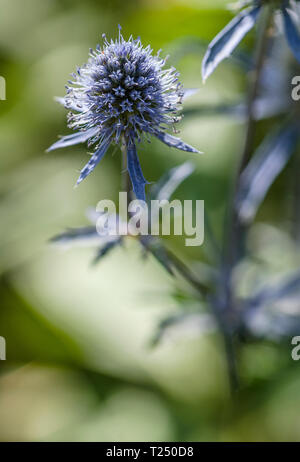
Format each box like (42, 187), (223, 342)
(0, 0), (300, 442)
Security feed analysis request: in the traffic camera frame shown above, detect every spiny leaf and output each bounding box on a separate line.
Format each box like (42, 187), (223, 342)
(150, 161), (195, 202)
(47, 127), (99, 152)
(76, 141), (110, 185)
(202, 6), (260, 81)
(156, 131), (201, 153)
(236, 122), (299, 224)
(282, 4), (300, 63)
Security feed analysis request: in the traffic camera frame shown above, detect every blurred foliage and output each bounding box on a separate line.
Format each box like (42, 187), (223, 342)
(0, 0), (300, 442)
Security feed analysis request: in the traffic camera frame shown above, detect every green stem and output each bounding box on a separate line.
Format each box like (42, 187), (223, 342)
(223, 332), (239, 395)
(164, 247), (209, 296)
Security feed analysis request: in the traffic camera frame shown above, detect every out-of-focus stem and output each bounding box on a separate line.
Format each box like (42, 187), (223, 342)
(164, 247), (209, 296)
(237, 5), (273, 178)
(156, 244), (240, 394)
(293, 147), (300, 243)
(223, 332), (239, 395)
(220, 5), (273, 395)
(226, 5), (273, 266)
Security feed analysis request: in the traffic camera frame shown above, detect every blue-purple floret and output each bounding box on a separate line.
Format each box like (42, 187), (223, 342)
(48, 27), (199, 201)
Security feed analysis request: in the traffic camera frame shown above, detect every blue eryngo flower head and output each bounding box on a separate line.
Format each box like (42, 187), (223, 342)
(48, 26), (200, 201)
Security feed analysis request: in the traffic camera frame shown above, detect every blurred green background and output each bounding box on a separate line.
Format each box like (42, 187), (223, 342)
(0, 0), (299, 442)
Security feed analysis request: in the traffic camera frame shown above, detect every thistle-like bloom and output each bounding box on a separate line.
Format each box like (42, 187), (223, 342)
(202, 0), (300, 81)
(48, 27), (199, 201)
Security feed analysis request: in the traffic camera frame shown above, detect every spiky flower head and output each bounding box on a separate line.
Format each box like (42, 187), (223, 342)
(48, 26), (199, 200)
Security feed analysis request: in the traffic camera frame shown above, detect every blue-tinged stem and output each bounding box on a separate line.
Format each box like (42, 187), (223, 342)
(221, 4), (273, 395)
(121, 138), (129, 194)
(237, 4), (273, 178)
(226, 4), (273, 266)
